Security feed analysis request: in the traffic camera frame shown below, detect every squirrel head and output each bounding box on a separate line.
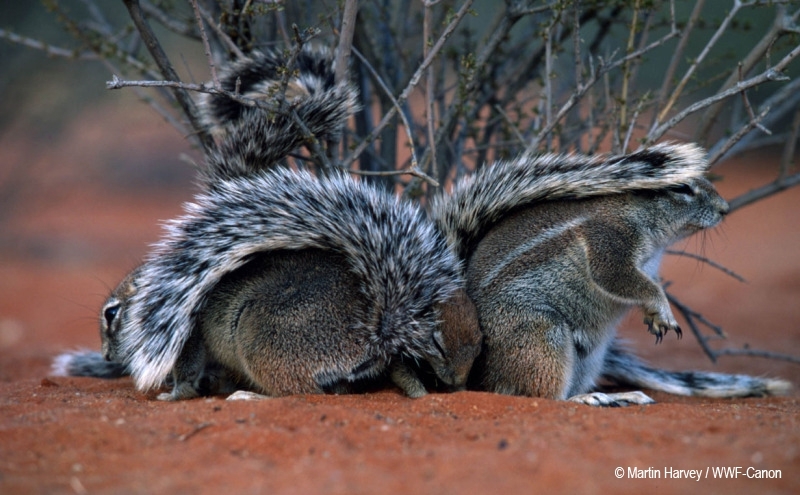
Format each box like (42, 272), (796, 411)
(100, 267), (140, 363)
(630, 176), (729, 244)
(424, 289), (483, 389)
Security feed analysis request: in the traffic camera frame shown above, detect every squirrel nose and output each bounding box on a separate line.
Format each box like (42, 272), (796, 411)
(718, 198), (730, 216)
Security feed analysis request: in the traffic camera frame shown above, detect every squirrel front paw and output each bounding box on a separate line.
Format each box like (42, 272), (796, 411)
(156, 382), (200, 401)
(643, 307), (682, 344)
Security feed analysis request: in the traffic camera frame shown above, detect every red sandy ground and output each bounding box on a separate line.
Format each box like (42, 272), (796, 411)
(0, 107), (798, 494)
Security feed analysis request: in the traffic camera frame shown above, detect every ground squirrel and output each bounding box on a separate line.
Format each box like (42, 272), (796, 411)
(431, 143), (790, 405)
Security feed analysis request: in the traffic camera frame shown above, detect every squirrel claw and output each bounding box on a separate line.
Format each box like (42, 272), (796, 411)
(644, 314), (680, 344)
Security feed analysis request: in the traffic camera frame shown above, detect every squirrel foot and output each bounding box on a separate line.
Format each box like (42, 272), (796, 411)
(156, 382), (200, 401)
(226, 390), (271, 401)
(390, 361), (429, 398)
(568, 391), (655, 407)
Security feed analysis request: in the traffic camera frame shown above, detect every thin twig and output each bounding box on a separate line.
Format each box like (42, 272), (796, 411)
(696, 5), (799, 141)
(707, 106), (771, 166)
(727, 172), (800, 212)
(714, 348), (800, 364)
(0, 28), (93, 59)
(652, 0), (704, 129)
(619, 0), (640, 131)
(178, 422), (213, 442)
(721, 77), (800, 158)
(646, 44), (798, 144)
(779, 106), (800, 178)
(334, 0), (358, 84)
(423, 0), (438, 180)
(190, 0), (219, 87)
(572, 3), (583, 91)
(140, 0), (198, 38)
(342, 0), (474, 171)
(524, 27), (680, 156)
(622, 92), (648, 152)
(493, 105), (526, 146)
(99, 58), (190, 137)
(665, 249), (747, 283)
(195, 1), (246, 60)
(667, 291), (719, 362)
(738, 65), (773, 136)
(544, 12), (557, 143)
(657, 0), (745, 123)
(121, 0), (214, 152)
(420, 2), (522, 179)
(351, 48), (421, 175)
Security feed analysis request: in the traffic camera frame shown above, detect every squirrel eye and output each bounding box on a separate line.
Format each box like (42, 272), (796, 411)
(103, 304), (120, 329)
(667, 184), (695, 196)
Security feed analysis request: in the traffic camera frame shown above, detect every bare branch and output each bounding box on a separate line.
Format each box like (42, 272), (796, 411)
(342, 0), (474, 170)
(619, 0), (640, 132)
(707, 106), (771, 166)
(195, 1), (246, 60)
(665, 250), (747, 283)
(524, 25), (680, 156)
(667, 291), (721, 362)
(424, 0), (438, 180)
(190, 0), (220, 88)
(140, 0), (198, 38)
(0, 28), (94, 59)
(334, 0), (359, 84)
(121, 0), (214, 152)
(779, 106), (800, 177)
(714, 348), (800, 364)
(350, 48), (423, 180)
(652, 0), (704, 129)
(727, 172), (800, 212)
(696, 5), (799, 141)
(657, 0), (745, 123)
(645, 43), (799, 144)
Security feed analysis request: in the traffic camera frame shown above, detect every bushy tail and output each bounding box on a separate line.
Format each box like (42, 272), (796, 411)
(123, 168), (463, 391)
(51, 351), (129, 379)
(199, 45), (359, 181)
(431, 143), (709, 260)
(602, 341), (791, 398)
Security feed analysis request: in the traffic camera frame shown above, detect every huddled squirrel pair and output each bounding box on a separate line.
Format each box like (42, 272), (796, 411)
(53, 45), (789, 406)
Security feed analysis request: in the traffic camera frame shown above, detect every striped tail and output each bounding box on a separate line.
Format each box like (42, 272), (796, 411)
(602, 341), (791, 398)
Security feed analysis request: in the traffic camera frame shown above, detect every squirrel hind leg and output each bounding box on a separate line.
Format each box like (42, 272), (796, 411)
(479, 313), (578, 400)
(156, 330), (207, 401)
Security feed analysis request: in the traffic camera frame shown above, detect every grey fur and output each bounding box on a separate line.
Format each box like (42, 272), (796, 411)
(51, 350), (129, 379)
(199, 45), (359, 181)
(603, 342), (791, 398)
(431, 142), (709, 260)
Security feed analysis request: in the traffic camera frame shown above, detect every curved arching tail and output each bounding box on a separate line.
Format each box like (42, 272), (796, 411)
(199, 45), (359, 181)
